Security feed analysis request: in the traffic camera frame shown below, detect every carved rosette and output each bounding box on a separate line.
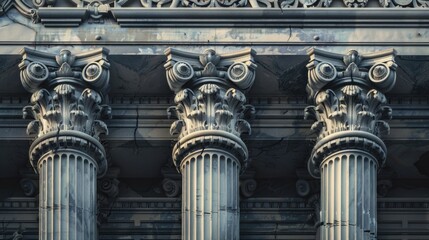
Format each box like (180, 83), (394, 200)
(165, 48), (256, 172)
(20, 47), (111, 176)
(305, 48), (397, 178)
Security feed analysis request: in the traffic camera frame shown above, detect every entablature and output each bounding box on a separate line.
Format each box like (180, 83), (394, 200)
(1, 0), (429, 27)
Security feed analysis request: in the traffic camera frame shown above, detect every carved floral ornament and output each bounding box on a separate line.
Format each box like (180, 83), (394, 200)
(304, 48), (397, 177)
(19, 48), (112, 175)
(165, 48), (256, 171)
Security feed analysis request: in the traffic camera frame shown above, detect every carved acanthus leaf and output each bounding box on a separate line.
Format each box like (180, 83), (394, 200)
(169, 84), (253, 138)
(170, 120), (184, 135)
(25, 84), (109, 138)
(26, 120), (40, 136)
(165, 48), (256, 171)
(93, 120), (109, 139)
(308, 84), (392, 140)
(236, 119), (251, 135)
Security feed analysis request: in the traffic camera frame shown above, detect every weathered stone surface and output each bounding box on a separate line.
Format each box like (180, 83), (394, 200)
(19, 47), (111, 240)
(305, 48), (397, 240)
(2, 2), (429, 240)
(165, 48), (256, 240)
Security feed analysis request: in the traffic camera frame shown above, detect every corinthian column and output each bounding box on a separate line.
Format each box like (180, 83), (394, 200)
(304, 49), (397, 240)
(164, 48), (257, 240)
(20, 48), (111, 240)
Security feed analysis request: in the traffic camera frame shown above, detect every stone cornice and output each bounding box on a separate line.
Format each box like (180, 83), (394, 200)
(2, 1), (429, 27)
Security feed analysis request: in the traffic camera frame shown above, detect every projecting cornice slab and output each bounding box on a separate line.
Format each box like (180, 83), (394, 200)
(111, 8), (429, 27)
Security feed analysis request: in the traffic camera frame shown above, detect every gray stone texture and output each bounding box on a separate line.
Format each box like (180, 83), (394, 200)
(165, 48), (256, 239)
(19, 48), (111, 240)
(305, 48), (397, 240)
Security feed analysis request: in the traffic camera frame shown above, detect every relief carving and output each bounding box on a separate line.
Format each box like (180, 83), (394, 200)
(305, 48), (397, 177)
(380, 0), (428, 7)
(165, 48), (256, 170)
(2, 0), (428, 27)
(19, 47), (111, 176)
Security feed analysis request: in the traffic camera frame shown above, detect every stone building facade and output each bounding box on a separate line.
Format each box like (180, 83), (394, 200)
(1, 1), (429, 239)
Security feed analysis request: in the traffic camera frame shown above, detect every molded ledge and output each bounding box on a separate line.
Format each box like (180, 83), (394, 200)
(37, 7), (88, 27)
(110, 8), (429, 27)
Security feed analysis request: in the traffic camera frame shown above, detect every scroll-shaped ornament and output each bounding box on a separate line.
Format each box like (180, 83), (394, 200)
(162, 178), (181, 197)
(21, 61), (49, 92)
(82, 61), (110, 94)
(227, 62), (254, 91)
(240, 179), (257, 198)
(369, 62), (396, 92)
(277, 0), (331, 8)
(167, 61), (195, 93)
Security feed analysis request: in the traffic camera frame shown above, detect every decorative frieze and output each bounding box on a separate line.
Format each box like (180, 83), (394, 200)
(165, 48), (256, 240)
(20, 47), (111, 240)
(305, 48), (397, 240)
(2, 0), (429, 27)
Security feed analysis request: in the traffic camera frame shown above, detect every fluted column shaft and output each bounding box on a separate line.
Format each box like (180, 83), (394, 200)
(20, 48), (111, 240)
(181, 149), (240, 240)
(305, 48), (397, 240)
(320, 150), (377, 239)
(165, 48), (256, 240)
(39, 150), (97, 240)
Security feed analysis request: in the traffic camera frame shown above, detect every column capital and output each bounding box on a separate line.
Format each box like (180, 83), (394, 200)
(164, 48), (257, 93)
(165, 48), (256, 172)
(20, 48), (111, 176)
(304, 48), (397, 178)
(306, 48), (397, 103)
